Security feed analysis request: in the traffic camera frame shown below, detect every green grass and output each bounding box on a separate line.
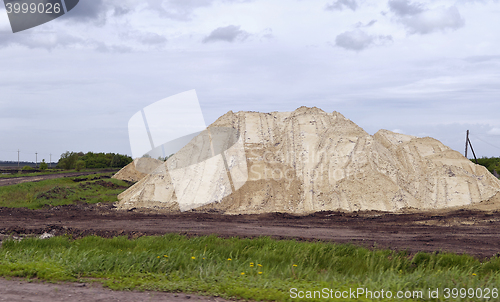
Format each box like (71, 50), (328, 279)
(0, 173), (131, 209)
(0, 234), (498, 301)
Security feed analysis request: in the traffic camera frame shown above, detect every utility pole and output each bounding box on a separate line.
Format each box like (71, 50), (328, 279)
(35, 152), (38, 168)
(465, 130), (469, 158)
(50, 154), (52, 168)
(17, 149), (20, 170)
(465, 130), (478, 164)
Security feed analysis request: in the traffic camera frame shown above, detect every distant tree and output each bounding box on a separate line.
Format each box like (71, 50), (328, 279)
(75, 160), (85, 172)
(22, 165), (34, 171)
(158, 154), (174, 161)
(119, 154), (133, 167)
(40, 159), (48, 170)
(58, 151), (132, 169)
(111, 154), (121, 167)
(57, 151), (81, 170)
(142, 154), (151, 158)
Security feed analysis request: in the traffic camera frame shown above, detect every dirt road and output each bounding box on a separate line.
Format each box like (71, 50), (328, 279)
(0, 170), (119, 187)
(0, 278), (232, 302)
(1, 204), (499, 258)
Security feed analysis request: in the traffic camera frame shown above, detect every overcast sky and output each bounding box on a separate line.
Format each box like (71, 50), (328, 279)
(1, 0), (500, 163)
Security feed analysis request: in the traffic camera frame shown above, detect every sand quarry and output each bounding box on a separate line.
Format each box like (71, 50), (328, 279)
(114, 107), (500, 214)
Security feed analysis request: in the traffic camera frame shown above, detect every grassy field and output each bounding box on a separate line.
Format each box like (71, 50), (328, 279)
(0, 172), (131, 209)
(0, 234), (498, 301)
(0, 172), (498, 301)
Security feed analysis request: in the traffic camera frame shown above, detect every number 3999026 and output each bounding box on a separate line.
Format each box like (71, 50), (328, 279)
(5, 2), (61, 14)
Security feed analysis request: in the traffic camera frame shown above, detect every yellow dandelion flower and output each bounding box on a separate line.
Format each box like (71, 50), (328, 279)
(191, 256), (196, 260)
(250, 264), (254, 267)
(164, 255), (168, 257)
(241, 272), (245, 275)
(258, 272), (263, 275)
(293, 264), (297, 267)
(227, 258), (232, 261)
(257, 264), (262, 267)
(472, 273), (477, 276)
(250, 262), (254, 265)
(203, 257), (205, 260)
(157, 256), (160, 258)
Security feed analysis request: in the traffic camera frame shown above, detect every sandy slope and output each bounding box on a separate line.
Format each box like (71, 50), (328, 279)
(112, 158), (163, 183)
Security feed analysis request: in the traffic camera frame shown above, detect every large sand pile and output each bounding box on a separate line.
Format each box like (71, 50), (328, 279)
(112, 157), (163, 182)
(116, 107), (500, 214)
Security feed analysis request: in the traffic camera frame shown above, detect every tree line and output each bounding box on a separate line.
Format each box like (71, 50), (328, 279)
(57, 151), (133, 170)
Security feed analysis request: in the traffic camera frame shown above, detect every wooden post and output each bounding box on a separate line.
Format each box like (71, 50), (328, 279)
(468, 138), (478, 164)
(465, 130), (478, 164)
(465, 130), (469, 158)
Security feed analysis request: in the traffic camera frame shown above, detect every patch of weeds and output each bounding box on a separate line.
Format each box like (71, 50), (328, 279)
(36, 187), (75, 200)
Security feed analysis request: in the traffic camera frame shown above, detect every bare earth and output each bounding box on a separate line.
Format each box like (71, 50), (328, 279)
(1, 204), (500, 299)
(1, 204), (500, 258)
(0, 278), (232, 302)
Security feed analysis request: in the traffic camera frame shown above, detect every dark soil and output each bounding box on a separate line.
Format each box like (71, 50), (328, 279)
(78, 179), (128, 190)
(0, 203), (499, 258)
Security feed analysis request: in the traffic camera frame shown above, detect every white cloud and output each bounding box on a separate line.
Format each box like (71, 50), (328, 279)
(325, 0), (358, 11)
(202, 25), (250, 43)
(144, 0), (214, 21)
(402, 6), (465, 34)
(335, 30), (373, 50)
(388, 1), (465, 34)
(388, 0), (425, 16)
(355, 20), (377, 28)
(0, 30), (85, 50)
(488, 128), (500, 135)
(335, 29), (392, 51)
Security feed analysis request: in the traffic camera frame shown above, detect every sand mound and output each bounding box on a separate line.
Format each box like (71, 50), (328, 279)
(112, 157), (163, 182)
(116, 107), (500, 214)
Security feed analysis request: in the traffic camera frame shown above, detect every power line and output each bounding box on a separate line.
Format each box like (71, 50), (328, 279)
(473, 130), (500, 136)
(472, 135), (500, 151)
(0, 149), (57, 163)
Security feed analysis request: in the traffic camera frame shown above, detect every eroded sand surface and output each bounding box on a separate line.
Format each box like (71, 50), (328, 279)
(116, 107), (500, 214)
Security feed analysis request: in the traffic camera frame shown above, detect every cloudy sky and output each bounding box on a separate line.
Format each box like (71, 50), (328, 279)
(1, 0), (500, 162)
